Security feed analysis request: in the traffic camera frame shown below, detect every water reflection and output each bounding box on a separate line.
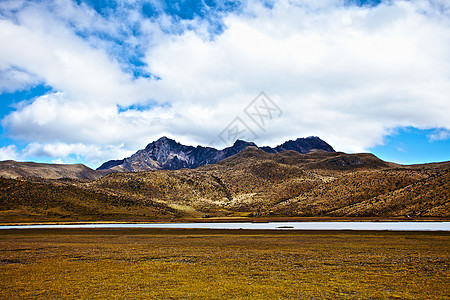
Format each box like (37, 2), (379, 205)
(1, 222), (449, 231)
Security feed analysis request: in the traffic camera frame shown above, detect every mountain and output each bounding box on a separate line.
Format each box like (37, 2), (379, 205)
(97, 136), (335, 172)
(0, 146), (448, 222)
(260, 138), (334, 153)
(329, 169), (450, 217)
(0, 160), (106, 180)
(0, 176), (178, 223)
(89, 147), (448, 219)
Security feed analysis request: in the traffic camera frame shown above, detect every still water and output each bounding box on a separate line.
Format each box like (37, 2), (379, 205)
(0, 222), (449, 231)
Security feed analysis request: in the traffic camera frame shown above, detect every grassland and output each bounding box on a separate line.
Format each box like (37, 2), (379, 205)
(1, 229), (449, 299)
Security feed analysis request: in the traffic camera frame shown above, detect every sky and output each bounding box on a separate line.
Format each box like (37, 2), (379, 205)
(0, 0), (449, 168)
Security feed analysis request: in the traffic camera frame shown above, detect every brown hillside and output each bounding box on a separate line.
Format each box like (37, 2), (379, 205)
(331, 170), (450, 217)
(0, 148), (448, 222)
(87, 147), (449, 218)
(0, 160), (107, 180)
(271, 169), (428, 217)
(0, 177), (178, 223)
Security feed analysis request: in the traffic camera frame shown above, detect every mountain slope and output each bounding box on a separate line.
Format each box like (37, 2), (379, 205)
(0, 160), (106, 180)
(97, 136), (335, 172)
(271, 169), (429, 216)
(330, 169), (450, 217)
(0, 145), (448, 222)
(88, 147), (448, 219)
(0, 177), (179, 223)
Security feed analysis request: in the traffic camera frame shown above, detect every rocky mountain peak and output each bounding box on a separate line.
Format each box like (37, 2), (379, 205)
(145, 136), (179, 150)
(97, 136), (335, 172)
(233, 139), (257, 148)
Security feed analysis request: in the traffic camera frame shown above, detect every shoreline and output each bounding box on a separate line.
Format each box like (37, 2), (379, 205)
(1, 220), (449, 232)
(0, 216), (449, 226)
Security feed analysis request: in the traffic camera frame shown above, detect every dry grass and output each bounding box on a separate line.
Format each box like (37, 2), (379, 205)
(1, 229), (449, 299)
(0, 160), (104, 180)
(0, 177), (180, 223)
(0, 148), (449, 222)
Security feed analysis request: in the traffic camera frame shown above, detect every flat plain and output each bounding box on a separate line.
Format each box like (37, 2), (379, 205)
(1, 228), (449, 299)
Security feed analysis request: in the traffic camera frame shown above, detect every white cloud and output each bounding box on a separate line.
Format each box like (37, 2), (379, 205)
(3, 92), (172, 146)
(0, 0), (155, 106)
(0, 145), (19, 161)
(1, 0), (450, 166)
(22, 141), (134, 167)
(0, 67), (41, 93)
(428, 129), (450, 142)
(142, 0), (450, 150)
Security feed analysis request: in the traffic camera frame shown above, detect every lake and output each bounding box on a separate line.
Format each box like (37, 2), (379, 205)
(0, 222), (449, 231)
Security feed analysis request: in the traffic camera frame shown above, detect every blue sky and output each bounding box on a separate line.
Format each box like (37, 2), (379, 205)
(0, 0), (449, 168)
(370, 127), (450, 165)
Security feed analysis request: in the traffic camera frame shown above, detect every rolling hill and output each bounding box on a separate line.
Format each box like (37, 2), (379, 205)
(0, 141), (448, 222)
(89, 147), (450, 219)
(0, 177), (179, 223)
(0, 160), (107, 180)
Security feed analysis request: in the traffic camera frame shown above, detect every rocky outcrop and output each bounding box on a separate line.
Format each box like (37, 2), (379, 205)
(97, 136), (335, 172)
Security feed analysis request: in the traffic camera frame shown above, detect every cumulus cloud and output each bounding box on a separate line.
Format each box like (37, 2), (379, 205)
(1, 0), (450, 166)
(0, 140), (134, 167)
(3, 92), (177, 147)
(0, 67), (41, 93)
(428, 129), (450, 142)
(0, 145), (19, 161)
(22, 141), (135, 166)
(0, 0), (155, 105)
(143, 0), (450, 149)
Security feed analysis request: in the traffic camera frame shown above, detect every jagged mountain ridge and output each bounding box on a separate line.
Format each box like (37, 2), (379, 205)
(90, 147), (448, 220)
(97, 136), (335, 172)
(1, 146), (448, 222)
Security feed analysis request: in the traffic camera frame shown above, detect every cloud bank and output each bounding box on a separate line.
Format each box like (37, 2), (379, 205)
(0, 0), (449, 167)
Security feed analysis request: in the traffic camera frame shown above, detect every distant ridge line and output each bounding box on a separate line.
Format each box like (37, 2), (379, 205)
(97, 136), (335, 172)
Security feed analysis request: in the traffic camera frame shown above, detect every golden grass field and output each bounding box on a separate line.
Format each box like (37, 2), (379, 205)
(1, 228), (449, 299)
